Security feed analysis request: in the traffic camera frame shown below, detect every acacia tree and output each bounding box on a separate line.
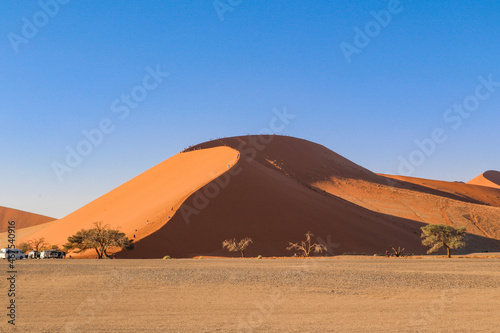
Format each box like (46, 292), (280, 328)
(421, 224), (466, 258)
(63, 222), (134, 258)
(222, 237), (253, 257)
(287, 231), (327, 257)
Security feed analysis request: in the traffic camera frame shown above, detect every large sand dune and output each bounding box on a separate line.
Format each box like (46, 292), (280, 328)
(5, 135), (500, 257)
(120, 136), (500, 258)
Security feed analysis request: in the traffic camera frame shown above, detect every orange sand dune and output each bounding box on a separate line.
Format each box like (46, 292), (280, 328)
(0, 206), (54, 233)
(6, 135), (499, 258)
(13, 147), (239, 250)
(119, 136), (500, 258)
(467, 170), (500, 189)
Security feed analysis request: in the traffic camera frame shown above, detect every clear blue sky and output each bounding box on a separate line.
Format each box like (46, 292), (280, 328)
(1, 1), (499, 218)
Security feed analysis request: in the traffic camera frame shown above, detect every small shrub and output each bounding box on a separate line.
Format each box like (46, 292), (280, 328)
(390, 246), (405, 257)
(257, 255), (263, 259)
(163, 255), (171, 259)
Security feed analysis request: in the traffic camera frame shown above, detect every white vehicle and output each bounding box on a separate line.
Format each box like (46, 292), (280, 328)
(0, 248), (26, 259)
(27, 251), (41, 259)
(40, 250), (65, 259)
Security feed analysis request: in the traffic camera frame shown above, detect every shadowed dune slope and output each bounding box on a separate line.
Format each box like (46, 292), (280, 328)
(468, 171), (500, 190)
(14, 147), (239, 248)
(119, 136), (500, 258)
(0, 206), (54, 233)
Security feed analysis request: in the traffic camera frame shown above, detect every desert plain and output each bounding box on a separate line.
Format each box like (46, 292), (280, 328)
(1, 256), (500, 332)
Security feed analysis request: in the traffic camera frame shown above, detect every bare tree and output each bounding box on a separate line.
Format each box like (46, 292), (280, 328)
(287, 231), (327, 257)
(222, 237), (253, 257)
(27, 238), (47, 252)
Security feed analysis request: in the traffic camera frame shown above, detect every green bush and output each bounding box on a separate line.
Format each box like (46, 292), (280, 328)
(257, 255), (263, 259)
(163, 255), (171, 259)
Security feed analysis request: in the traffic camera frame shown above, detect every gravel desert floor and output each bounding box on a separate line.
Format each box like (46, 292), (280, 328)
(1, 256), (500, 332)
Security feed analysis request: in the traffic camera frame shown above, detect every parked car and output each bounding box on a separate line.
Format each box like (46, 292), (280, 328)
(0, 248), (26, 259)
(40, 250), (65, 259)
(27, 251), (41, 259)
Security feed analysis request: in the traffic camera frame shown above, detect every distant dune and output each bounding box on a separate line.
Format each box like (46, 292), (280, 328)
(0, 206), (54, 233)
(4, 135), (500, 257)
(467, 170), (500, 189)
